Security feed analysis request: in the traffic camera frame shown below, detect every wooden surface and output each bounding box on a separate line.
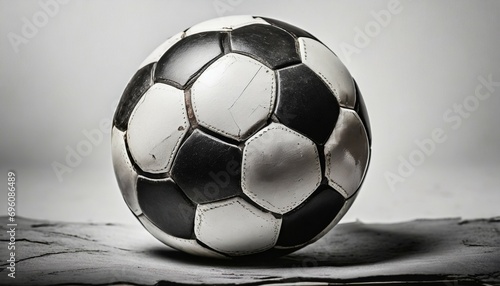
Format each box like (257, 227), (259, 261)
(0, 216), (499, 285)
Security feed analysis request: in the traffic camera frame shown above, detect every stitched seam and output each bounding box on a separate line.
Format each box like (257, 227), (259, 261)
(302, 38), (354, 107)
(141, 32), (183, 68)
(119, 131), (140, 213)
(231, 18), (269, 30)
(325, 110), (367, 198)
(166, 94), (188, 172)
(325, 151), (348, 198)
(121, 133), (135, 174)
(301, 38), (308, 61)
(318, 71), (348, 107)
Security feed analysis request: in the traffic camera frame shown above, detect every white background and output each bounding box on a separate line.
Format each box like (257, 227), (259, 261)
(1, 0), (499, 224)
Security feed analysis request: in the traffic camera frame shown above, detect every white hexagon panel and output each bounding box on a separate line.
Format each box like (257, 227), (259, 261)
(194, 197), (281, 256)
(191, 53), (275, 141)
(324, 108), (370, 198)
(242, 123), (322, 214)
(127, 83), (189, 174)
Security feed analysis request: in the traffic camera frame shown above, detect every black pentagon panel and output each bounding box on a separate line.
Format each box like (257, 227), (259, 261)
(230, 24), (300, 69)
(354, 80), (372, 144)
(276, 185), (345, 247)
(154, 32), (223, 88)
(259, 17), (318, 40)
(113, 63), (155, 131)
(171, 130), (243, 204)
(137, 177), (195, 239)
(276, 64), (340, 145)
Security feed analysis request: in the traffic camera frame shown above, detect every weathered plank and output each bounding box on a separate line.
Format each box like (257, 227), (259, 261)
(0, 216), (499, 285)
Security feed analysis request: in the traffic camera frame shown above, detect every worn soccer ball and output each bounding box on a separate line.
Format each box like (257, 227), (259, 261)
(112, 15), (371, 258)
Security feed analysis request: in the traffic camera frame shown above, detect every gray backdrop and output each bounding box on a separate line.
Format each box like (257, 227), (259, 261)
(1, 0), (499, 224)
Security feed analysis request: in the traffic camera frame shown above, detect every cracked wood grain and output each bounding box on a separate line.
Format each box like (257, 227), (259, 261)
(0, 216), (499, 285)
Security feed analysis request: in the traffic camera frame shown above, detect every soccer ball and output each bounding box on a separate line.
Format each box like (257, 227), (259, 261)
(112, 15), (371, 258)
